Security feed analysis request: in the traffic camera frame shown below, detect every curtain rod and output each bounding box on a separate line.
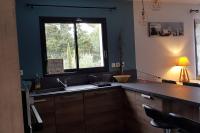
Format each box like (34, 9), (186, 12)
(26, 3), (117, 11)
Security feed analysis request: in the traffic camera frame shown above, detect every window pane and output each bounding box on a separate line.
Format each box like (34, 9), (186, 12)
(45, 23), (76, 70)
(76, 23), (104, 68)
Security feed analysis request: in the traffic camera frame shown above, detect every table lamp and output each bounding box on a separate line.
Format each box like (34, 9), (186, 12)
(177, 56), (190, 82)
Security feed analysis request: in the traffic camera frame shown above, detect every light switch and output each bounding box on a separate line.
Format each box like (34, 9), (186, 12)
(112, 63), (116, 68)
(116, 62), (120, 68)
(20, 70), (23, 76)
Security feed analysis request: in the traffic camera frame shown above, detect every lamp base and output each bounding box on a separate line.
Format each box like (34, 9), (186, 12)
(179, 67), (190, 82)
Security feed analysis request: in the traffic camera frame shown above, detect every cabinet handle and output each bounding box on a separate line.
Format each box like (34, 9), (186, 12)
(34, 99), (47, 103)
(31, 105), (43, 124)
(141, 94), (152, 99)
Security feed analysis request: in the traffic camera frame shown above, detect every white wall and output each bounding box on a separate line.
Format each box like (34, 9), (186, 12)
(134, 2), (199, 81)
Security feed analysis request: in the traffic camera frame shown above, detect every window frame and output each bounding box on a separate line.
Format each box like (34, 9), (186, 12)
(40, 17), (109, 76)
(195, 19), (199, 79)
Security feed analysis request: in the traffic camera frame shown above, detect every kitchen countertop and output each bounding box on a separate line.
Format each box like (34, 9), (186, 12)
(122, 82), (200, 105)
(30, 82), (200, 105)
(30, 83), (122, 97)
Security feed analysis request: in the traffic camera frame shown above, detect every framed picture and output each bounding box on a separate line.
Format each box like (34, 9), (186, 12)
(148, 22), (184, 37)
(47, 59), (64, 74)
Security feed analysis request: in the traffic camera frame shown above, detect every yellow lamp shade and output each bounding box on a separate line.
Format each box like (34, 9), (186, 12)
(177, 56), (190, 66)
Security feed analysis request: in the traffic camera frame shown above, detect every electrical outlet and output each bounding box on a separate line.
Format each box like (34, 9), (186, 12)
(122, 61), (125, 67)
(116, 62), (120, 68)
(112, 63), (116, 68)
(20, 70), (23, 76)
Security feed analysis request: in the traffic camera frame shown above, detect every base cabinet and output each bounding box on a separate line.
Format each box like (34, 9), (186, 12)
(33, 96), (56, 133)
(55, 93), (84, 133)
(84, 88), (125, 133)
(32, 87), (124, 133)
(32, 87), (200, 133)
(166, 100), (200, 122)
(125, 90), (163, 133)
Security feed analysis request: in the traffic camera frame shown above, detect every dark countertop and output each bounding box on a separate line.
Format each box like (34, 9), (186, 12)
(30, 84), (121, 97)
(30, 82), (200, 105)
(122, 82), (200, 105)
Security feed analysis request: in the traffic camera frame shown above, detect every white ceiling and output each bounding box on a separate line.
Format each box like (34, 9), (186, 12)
(133, 0), (200, 4)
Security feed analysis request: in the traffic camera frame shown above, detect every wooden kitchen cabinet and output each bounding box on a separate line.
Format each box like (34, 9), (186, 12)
(166, 100), (200, 122)
(33, 96), (56, 133)
(55, 93), (84, 133)
(125, 90), (163, 133)
(84, 88), (125, 133)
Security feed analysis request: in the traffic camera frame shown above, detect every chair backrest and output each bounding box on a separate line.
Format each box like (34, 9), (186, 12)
(162, 79), (176, 84)
(182, 82), (200, 87)
(143, 104), (171, 122)
(169, 113), (200, 133)
(143, 104), (200, 133)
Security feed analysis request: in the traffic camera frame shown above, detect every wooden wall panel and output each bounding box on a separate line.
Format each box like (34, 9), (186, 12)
(0, 0), (24, 133)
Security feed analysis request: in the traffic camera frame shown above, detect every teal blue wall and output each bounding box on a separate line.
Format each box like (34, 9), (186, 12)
(16, 0), (136, 78)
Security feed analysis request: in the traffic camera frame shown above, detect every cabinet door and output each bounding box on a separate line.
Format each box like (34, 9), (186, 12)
(55, 93), (84, 133)
(85, 88), (125, 133)
(33, 96), (56, 133)
(125, 90), (163, 133)
(167, 100), (200, 122)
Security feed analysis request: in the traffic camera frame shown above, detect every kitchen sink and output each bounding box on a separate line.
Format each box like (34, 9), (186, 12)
(65, 85), (97, 92)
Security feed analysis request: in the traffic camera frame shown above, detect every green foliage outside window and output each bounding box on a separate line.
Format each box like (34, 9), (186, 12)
(45, 23), (104, 70)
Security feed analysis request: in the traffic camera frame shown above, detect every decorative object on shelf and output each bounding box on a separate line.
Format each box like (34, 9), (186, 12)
(113, 75), (131, 83)
(113, 31), (131, 83)
(139, 0), (148, 25)
(177, 56), (190, 82)
(118, 30), (124, 74)
(152, 0), (161, 11)
(47, 59), (64, 74)
(148, 22), (184, 37)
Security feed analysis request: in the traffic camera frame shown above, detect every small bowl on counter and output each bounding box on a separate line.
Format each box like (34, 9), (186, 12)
(113, 75), (131, 83)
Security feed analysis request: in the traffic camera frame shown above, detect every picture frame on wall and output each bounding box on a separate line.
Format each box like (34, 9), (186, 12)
(148, 22), (184, 37)
(47, 59), (64, 74)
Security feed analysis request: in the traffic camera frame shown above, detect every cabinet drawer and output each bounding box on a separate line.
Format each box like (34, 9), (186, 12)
(125, 90), (163, 133)
(135, 92), (163, 110)
(125, 91), (163, 110)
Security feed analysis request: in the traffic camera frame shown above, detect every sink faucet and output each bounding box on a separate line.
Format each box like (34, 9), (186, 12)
(56, 78), (68, 88)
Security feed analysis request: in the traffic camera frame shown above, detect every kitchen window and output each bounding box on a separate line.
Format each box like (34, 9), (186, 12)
(40, 17), (108, 75)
